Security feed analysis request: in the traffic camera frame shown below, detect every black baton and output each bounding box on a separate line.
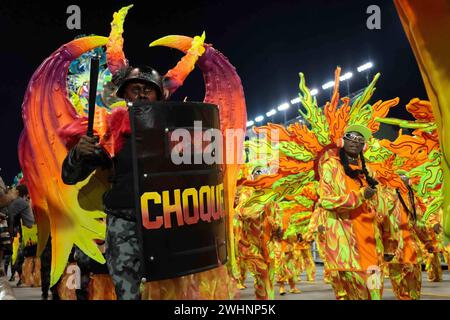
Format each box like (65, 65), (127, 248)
(87, 55), (100, 137)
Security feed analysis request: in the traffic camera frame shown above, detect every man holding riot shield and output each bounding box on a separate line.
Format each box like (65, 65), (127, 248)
(62, 64), (228, 300)
(62, 65), (164, 299)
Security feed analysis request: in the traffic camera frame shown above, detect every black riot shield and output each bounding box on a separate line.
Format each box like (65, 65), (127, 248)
(129, 101), (228, 281)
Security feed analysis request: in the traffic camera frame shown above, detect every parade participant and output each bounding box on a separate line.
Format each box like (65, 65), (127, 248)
(0, 184), (35, 286)
(62, 65), (165, 299)
(443, 241), (450, 274)
(276, 235), (301, 295)
(7, 185), (37, 286)
(250, 66), (405, 300)
(422, 208), (444, 282)
(374, 97), (444, 284)
(294, 183), (318, 284)
(63, 61), (234, 300)
(0, 182), (15, 300)
(275, 202), (300, 295)
(0, 213), (14, 300)
(0, 212), (11, 278)
(5, 185), (34, 235)
(276, 196), (316, 295)
(237, 166), (281, 300)
(296, 240), (316, 282)
(303, 208), (330, 283)
(233, 185), (250, 290)
(317, 125), (397, 300)
(0, 181), (10, 277)
(20, 233), (40, 288)
(386, 172), (434, 299)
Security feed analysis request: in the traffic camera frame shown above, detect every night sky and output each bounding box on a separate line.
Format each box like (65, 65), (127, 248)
(0, 0), (427, 183)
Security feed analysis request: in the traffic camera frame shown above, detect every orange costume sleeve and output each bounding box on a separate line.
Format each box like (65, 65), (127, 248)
(303, 208), (321, 243)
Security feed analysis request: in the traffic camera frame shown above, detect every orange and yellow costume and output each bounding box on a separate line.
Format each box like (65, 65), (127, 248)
(237, 193), (281, 300)
(317, 149), (397, 300)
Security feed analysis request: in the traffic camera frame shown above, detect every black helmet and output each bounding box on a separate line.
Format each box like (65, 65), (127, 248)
(114, 65), (164, 99)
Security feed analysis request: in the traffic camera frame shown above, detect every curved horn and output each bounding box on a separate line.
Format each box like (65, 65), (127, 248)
(106, 5), (133, 75)
(150, 32), (206, 98)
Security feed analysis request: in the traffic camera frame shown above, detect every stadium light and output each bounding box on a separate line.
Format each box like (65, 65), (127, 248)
(339, 72), (353, 81)
(266, 109), (277, 117)
(322, 81), (334, 90)
(255, 115), (265, 123)
(357, 62), (373, 72)
(246, 120), (254, 127)
(277, 103), (290, 111)
(290, 97), (301, 104)
(310, 88), (319, 96)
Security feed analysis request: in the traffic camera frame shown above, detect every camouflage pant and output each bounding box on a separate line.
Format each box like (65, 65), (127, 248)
(105, 215), (141, 300)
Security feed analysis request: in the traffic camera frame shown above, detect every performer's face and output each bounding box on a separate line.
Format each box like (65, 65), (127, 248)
(123, 80), (159, 102)
(343, 131), (365, 156)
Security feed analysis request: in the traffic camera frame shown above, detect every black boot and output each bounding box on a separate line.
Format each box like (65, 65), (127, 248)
(50, 286), (60, 300)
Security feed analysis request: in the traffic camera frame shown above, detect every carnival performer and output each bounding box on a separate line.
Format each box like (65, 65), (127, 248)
(303, 208), (330, 283)
(275, 202), (301, 295)
(0, 205), (14, 300)
(62, 65), (165, 299)
(316, 125), (397, 300)
(375, 97), (444, 284)
(422, 208), (444, 282)
(276, 239), (301, 295)
(233, 185), (250, 290)
(0, 181), (16, 300)
(0, 179), (10, 277)
(2, 184), (36, 286)
(443, 242), (450, 274)
(0, 213), (11, 279)
(296, 240), (316, 283)
(237, 166), (282, 300)
(386, 172), (434, 299)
